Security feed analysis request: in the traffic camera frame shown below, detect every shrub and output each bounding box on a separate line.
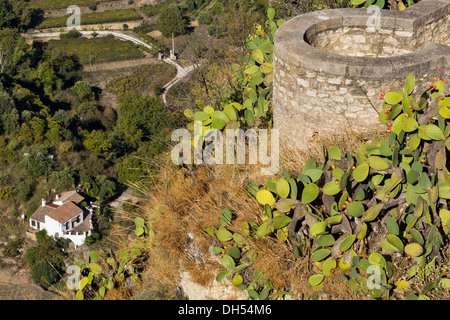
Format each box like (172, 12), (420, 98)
(2, 239), (23, 258)
(31, 261), (60, 290)
(35, 229), (48, 242)
(88, 4), (97, 11)
(24, 246), (38, 267)
(59, 29), (82, 40)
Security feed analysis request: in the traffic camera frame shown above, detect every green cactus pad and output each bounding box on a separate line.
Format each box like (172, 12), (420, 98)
(276, 178), (290, 199)
(346, 201), (364, 218)
(404, 243), (423, 257)
(256, 190), (275, 207)
(322, 258), (336, 277)
(311, 249), (331, 262)
(308, 274), (324, 287)
(310, 221), (327, 236)
(368, 252), (386, 268)
(216, 227), (233, 242)
(219, 254), (235, 269)
(353, 163), (369, 182)
(367, 156), (390, 171)
(363, 203), (383, 222)
(301, 183), (319, 204)
(339, 235), (356, 252)
(323, 181), (341, 196)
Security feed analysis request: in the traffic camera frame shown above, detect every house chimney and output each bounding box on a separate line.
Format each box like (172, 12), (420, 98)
(42, 198), (46, 207)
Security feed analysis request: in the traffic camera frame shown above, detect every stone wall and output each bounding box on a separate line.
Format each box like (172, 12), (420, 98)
(273, 0), (450, 152)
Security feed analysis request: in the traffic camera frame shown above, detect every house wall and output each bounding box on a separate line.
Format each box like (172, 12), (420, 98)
(62, 232), (90, 248)
(29, 219), (43, 230)
(43, 216), (63, 237)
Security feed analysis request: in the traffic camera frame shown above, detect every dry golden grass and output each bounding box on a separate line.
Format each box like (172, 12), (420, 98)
(133, 129), (388, 300)
(279, 127), (386, 174)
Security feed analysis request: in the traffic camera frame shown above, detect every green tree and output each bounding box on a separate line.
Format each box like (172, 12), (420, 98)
(83, 129), (112, 153)
(20, 152), (53, 178)
(0, 0), (16, 29)
(117, 152), (145, 184)
(198, 12), (214, 25)
(95, 174), (116, 202)
(78, 101), (98, 115)
(158, 4), (188, 37)
(71, 80), (94, 101)
(0, 90), (15, 115)
(30, 116), (47, 143)
(80, 173), (115, 203)
(31, 61), (63, 100)
(1, 107), (19, 135)
(50, 166), (77, 190)
(45, 118), (64, 142)
(0, 28), (28, 75)
(117, 93), (177, 148)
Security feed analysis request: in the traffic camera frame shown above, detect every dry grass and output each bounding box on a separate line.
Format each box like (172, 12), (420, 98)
(132, 129), (388, 299)
(279, 127), (386, 174)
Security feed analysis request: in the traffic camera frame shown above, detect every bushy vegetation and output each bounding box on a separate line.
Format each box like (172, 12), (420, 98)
(0, 3), (179, 288)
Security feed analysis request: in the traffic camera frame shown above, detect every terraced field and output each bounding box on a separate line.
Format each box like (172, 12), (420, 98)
(29, 0), (118, 10)
(46, 35), (145, 64)
(36, 8), (142, 29)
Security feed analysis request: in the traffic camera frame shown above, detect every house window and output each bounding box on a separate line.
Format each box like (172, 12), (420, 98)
(31, 220), (36, 227)
(72, 215), (81, 228)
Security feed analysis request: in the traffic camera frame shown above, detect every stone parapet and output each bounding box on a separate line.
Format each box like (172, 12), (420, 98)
(273, 0), (450, 152)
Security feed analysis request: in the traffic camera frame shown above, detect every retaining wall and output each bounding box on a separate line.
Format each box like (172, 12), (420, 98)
(273, 0), (450, 152)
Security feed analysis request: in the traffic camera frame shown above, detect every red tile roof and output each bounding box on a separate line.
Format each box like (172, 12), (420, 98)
(30, 205), (53, 223)
(47, 201), (83, 224)
(71, 213), (92, 233)
(58, 191), (85, 204)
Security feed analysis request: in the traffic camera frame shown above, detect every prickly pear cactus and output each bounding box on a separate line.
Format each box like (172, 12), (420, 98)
(206, 72), (450, 299)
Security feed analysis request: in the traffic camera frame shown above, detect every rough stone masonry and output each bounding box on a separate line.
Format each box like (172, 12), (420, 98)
(273, 0), (450, 152)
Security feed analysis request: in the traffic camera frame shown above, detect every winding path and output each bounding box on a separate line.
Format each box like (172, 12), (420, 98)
(29, 30), (195, 105)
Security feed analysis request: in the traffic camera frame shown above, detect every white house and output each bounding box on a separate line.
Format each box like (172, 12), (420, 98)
(29, 190), (93, 248)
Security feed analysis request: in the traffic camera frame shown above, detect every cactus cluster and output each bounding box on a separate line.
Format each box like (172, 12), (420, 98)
(207, 206), (292, 300)
(183, 8), (284, 135)
(208, 72), (450, 299)
(350, 0), (415, 9)
(71, 217), (149, 299)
